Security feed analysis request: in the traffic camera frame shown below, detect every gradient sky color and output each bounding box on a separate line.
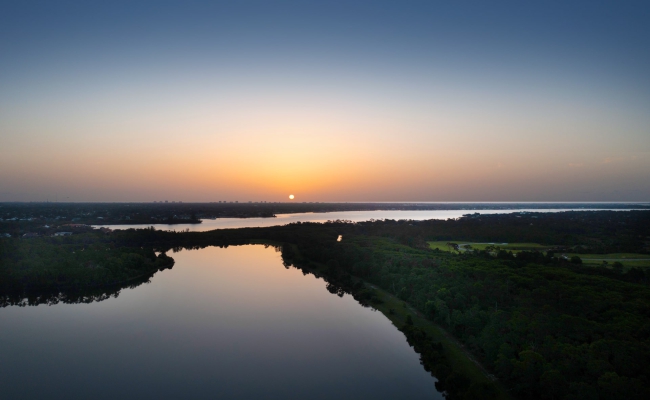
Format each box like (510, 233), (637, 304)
(1, 1), (649, 202)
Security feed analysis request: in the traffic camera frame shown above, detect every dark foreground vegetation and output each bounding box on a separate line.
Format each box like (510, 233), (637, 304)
(0, 232), (174, 304)
(2, 210), (650, 399)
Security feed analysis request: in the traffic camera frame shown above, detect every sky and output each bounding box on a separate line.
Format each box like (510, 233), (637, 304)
(1, 0), (649, 202)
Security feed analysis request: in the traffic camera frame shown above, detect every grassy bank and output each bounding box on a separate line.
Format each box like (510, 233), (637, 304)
(362, 282), (512, 400)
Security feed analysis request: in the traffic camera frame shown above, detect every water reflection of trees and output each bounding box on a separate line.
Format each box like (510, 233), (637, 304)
(271, 243), (468, 398)
(1, 242), (286, 308)
(0, 265), (170, 308)
(3, 245), (338, 306)
(167, 242), (355, 299)
(1, 240), (453, 396)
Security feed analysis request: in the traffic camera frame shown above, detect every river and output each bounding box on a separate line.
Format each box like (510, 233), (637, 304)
(95, 208), (640, 232)
(0, 245), (442, 399)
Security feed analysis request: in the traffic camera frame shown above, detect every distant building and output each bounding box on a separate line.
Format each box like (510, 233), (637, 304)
(54, 232), (72, 236)
(22, 233), (40, 238)
(1, 233), (10, 238)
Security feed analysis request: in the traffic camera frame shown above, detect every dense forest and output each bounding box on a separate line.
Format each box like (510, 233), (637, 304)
(2, 210), (649, 399)
(0, 230), (173, 298)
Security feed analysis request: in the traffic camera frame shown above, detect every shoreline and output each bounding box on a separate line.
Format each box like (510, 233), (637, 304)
(362, 282), (511, 399)
(280, 242), (511, 399)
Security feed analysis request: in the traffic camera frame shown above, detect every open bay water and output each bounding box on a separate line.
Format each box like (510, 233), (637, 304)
(97, 207), (644, 232)
(0, 245), (442, 399)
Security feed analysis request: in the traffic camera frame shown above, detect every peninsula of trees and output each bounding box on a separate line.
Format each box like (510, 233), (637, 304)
(2, 210), (649, 399)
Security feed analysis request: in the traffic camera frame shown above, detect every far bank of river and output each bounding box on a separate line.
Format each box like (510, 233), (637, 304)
(95, 208), (641, 232)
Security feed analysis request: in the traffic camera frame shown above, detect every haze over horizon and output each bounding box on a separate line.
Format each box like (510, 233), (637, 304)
(1, 1), (649, 202)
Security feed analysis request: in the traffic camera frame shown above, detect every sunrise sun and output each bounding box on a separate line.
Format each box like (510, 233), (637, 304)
(289, 194), (295, 200)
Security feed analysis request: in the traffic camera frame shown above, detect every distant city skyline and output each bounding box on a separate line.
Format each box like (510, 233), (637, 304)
(1, 1), (649, 202)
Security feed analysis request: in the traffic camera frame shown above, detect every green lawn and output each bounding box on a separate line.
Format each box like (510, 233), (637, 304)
(613, 260), (650, 268)
(428, 241), (551, 253)
(564, 253), (650, 268)
(567, 253), (650, 260)
(428, 241), (650, 268)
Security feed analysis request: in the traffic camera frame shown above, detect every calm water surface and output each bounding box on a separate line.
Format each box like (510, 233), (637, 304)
(0, 246), (442, 399)
(96, 208), (638, 232)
